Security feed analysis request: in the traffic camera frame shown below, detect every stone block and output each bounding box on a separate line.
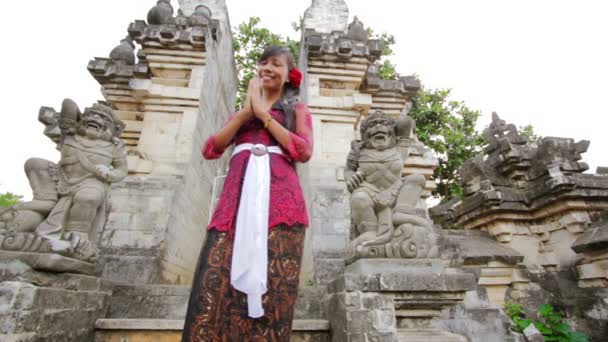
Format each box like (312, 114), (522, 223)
(97, 255), (161, 284)
(106, 284), (189, 319)
(0, 251), (95, 275)
(0, 276), (109, 341)
(346, 259), (444, 275)
(295, 286), (327, 319)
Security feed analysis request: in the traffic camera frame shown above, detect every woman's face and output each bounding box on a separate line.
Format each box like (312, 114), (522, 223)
(257, 54), (289, 92)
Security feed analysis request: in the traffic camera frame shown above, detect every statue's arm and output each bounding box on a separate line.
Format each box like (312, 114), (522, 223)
(109, 147), (128, 182)
(345, 146), (364, 192)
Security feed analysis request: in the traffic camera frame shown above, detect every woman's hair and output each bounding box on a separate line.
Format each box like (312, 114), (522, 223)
(258, 45), (300, 132)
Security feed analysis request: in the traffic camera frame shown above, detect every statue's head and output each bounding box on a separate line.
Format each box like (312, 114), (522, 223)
(360, 110), (397, 150)
(77, 103), (124, 142)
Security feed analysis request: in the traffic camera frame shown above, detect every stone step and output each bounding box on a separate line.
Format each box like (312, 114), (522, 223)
(294, 285), (327, 319)
(105, 284), (190, 319)
(398, 329), (467, 342)
(94, 319), (330, 342)
(107, 284), (327, 320)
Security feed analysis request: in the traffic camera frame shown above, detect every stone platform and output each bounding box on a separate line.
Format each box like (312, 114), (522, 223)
(0, 260), (112, 341)
(93, 283), (330, 342)
(326, 259), (476, 342)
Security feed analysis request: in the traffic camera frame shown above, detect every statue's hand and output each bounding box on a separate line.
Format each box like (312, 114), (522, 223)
(94, 164), (113, 182)
(347, 171), (364, 192)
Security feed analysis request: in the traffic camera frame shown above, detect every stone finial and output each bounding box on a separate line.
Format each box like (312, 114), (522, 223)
(109, 37), (136, 66)
(175, 9), (189, 29)
(303, 0), (349, 34)
(400, 75), (421, 94)
(346, 16), (368, 42)
(147, 0), (175, 25)
(483, 112), (526, 153)
(189, 5), (212, 26)
(178, 0), (208, 16)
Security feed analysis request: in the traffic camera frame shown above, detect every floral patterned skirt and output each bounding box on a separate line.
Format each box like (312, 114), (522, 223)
(181, 225), (305, 342)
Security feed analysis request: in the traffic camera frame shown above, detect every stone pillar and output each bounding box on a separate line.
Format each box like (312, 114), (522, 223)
(299, 3), (432, 286)
(88, 0), (236, 285)
(327, 259), (475, 342)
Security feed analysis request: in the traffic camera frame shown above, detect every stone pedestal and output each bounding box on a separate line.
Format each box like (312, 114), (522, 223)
(326, 259), (475, 342)
(0, 259), (112, 342)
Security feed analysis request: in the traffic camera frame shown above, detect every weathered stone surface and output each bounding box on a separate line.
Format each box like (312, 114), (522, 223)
(430, 113), (608, 278)
(303, 0), (349, 34)
(346, 259), (444, 275)
(439, 230), (523, 266)
(0, 251), (95, 275)
(106, 284), (189, 319)
(327, 260), (474, 342)
(572, 219), (608, 253)
(0, 278), (110, 342)
(295, 286), (327, 319)
(94, 319), (330, 342)
(397, 329), (467, 342)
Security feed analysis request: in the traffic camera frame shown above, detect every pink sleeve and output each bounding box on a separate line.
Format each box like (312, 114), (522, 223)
(284, 103), (314, 163)
(202, 114), (236, 160)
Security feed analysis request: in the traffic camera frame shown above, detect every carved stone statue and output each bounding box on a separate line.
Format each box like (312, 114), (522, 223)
(346, 110), (437, 260)
(0, 99), (127, 264)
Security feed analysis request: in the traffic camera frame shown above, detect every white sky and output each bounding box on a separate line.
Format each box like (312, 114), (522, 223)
(1, 0), (607, 199)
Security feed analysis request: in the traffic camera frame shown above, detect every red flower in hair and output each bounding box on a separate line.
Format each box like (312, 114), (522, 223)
(289, 67), (302, 88)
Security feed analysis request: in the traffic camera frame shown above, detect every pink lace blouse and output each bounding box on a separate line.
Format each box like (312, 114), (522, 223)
(202, 103), (313, 237)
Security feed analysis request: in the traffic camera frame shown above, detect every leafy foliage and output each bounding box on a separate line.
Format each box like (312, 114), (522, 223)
(504, 303), (589, 342)
(232, 17), (299, 108)
(519, 124), (540, 142)
(408, 88), (484, 200)
(0, 192), (22, 207)
(366, 28), (399, 80)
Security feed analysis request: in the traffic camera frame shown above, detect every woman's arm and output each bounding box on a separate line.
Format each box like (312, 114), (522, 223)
(202, 107), (253, 160)
(263, 103), (314, 163)
(248, 77), (313, 162)
(203, 81), (258, 159)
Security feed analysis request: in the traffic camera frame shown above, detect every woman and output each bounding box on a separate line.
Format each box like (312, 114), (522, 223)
(182, 45), (313, 342)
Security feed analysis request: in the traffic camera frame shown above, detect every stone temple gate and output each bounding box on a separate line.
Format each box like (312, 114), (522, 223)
(1, 1), (607, 341)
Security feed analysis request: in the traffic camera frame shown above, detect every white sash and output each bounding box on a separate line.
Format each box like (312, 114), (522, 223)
(230, 143), (283, 318)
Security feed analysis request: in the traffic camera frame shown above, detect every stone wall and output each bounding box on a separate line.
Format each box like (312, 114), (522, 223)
(298, 2), (431, 287)
(89, 0), (236, 285)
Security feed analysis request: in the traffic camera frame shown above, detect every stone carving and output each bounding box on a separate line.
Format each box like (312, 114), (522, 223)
(304, 16), (382, 60)
(147, 0), (175, 25)
(109, 37), (136, 66)
(346, 17), (368, 43)
(128, 2), (219, 48)
(346, 110), (437, 260)
(303, 0), (349, 34)
(431, 113), (608, 274)
(0, 99), (127, 264)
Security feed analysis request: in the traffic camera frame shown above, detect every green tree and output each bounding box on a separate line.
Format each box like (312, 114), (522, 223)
(231, 17), (484, 201)
(365, 28), (398, 80)
(232, 17), (299, 108)
(519, 124), (540, 142)
(408, 88), (484, 200)
(0, 192), (22, 207)
(232, 17), (399, 109)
